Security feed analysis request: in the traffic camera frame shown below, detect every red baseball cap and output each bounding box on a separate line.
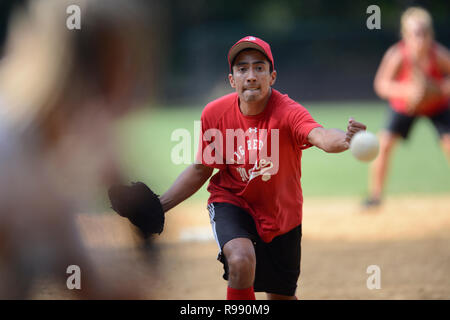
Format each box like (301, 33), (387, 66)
(227, 36), (274, 72)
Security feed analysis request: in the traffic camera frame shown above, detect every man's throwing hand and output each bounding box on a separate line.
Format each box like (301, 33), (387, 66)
(344, 118), (367, 149)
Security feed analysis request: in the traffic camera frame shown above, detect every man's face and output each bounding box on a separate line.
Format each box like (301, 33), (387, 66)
(228, 49), (276, 104)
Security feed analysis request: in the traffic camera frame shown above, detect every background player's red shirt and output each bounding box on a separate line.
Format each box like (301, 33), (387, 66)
(389, 41), (448, 116)
(196, 89), (322, 242)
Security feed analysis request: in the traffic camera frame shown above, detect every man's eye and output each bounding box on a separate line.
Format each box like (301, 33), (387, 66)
(239, 67), (247, 72)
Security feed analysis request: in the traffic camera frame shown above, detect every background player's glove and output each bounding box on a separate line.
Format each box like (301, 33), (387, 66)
(406, 64), (442, 115)
(108, 181), (164, 238)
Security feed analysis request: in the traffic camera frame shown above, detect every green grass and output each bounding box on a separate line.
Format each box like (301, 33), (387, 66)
(114, 101), (450, 201)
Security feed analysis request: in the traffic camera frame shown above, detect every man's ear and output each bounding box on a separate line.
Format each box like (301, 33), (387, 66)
(228, 73), (236, 88)
(270, 70), (277, 86)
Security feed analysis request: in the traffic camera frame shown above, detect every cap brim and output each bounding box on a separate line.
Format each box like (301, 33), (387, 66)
(228, 42), (268, 68)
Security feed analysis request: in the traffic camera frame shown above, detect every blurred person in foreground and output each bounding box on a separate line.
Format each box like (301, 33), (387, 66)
(365, 7), (450, 208)
(0, 0), (152, 299)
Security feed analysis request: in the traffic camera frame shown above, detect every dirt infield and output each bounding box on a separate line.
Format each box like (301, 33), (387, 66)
(33, 194), (450, 299)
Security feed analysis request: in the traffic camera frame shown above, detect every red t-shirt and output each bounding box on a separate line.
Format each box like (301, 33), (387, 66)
(196, 89), (322, 242)
(389, 41), (448, 116)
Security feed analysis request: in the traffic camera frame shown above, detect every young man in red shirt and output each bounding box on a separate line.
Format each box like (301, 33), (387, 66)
(159, 36), (367, 300)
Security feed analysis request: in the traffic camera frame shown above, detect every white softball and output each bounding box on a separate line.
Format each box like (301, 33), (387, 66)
(349, 131), (379, 162)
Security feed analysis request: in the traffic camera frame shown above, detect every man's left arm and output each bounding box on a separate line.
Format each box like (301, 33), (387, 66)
(307, 118), (367, 153)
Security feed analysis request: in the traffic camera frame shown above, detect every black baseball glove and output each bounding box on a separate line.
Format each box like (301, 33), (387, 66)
(108, 181), (164, 238)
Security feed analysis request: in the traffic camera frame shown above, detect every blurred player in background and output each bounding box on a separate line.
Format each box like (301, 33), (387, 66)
(365, 7), (450, 208)
(0, 0), (152, 298)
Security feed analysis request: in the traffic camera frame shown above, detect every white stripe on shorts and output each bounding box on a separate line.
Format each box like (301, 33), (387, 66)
(207, 203), (221, 252)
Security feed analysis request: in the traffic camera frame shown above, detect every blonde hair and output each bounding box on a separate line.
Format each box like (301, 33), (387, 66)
(400, 7), (434, 38)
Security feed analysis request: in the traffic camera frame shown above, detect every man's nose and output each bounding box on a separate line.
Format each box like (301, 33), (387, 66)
(246, 69), (257, 82)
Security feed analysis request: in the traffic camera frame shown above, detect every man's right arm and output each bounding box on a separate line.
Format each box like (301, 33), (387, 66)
(159, 163), (214, 213)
